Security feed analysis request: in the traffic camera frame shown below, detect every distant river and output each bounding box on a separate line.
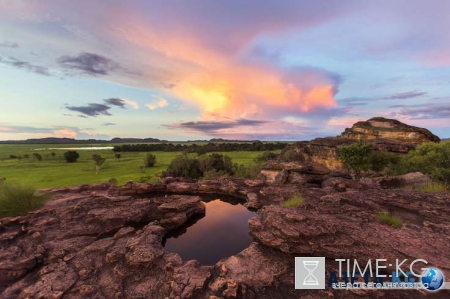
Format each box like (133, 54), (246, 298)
(34, 147), (114, 151)
(163, 196), (257, 265)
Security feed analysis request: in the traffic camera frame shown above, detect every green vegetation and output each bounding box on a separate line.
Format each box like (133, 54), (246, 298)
(0, 182), (49, 217)
(340, 141), (398, 178)
(64, 150), (80, 163)
(92, 154), (106, 175)
(390, 140), (450, 184)
(143, 153), (157, 167)
(377, 212), (402, 229)
(113, 141), (288, 153)
(282, 194), (304, 207)
(163, 153), (233, 179)
(403, 182), (448, 193)
(0, 144), (279, 188)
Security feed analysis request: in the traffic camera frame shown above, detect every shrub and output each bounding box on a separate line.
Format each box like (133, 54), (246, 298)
(10, 155), (17, 159)
(64, 151), (80, 163)
(163, 155), (202, 178)
(377, 212), (402, 229)
(115, 153), (121, 161)
(143, 153), (157, 167)
(232, 163), (263, 179)
(33, 153), (42, 161)
(255, 152), (278, 163)
(163, 153), (234, 179)
(340, 141), (394, 178)
(0, 182), (49, 218)
(281, 149), (304, 162)
(282, 194), (304, 207)
(202, 169), (229, 180)
(390, 141), (450, 184)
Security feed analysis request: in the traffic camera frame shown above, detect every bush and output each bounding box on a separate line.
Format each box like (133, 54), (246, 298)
(202, 169), (229, 179)
(33, 153), (42, 161)
(377, 212), (402, 229)
(255, 152), (278, 163)
(340, 141), (394, 177)
(163, 153), (234, 179)
(143, 153), (156, 167)
(0, 182), (49, 218)
(163, 155), (201, 178)
(281, 149), (304, 162)
(282, 194), (304, 207)
(64, 150), (80, 163)
(232, 163), (263, 179)
(390, 141), (450, 184)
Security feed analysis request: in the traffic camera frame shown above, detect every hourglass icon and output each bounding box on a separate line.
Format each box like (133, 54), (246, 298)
(303, 260), (319, 285)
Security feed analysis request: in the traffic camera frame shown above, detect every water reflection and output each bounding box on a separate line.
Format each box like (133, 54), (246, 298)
(163, 197), (257, 265)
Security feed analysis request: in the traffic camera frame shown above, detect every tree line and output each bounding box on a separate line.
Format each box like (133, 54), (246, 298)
(112, 141), (288, 153)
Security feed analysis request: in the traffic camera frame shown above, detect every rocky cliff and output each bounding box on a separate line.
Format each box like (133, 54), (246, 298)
(0, 179), (449, 298)
(265, 117), (439, 176)
(339, 117), (440, 143)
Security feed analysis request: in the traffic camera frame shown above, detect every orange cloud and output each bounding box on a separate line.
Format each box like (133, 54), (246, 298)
(107, 16), (339, 121)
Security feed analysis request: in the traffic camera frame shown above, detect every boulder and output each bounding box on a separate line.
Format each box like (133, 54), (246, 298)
(340, 117), (440, 143)
(377, 172), (433, 189)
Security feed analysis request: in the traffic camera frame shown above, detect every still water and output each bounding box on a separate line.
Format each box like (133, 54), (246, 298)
(163, 196), (257, 265)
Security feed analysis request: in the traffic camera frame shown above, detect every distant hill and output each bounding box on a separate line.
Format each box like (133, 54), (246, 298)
(0, 137), (168, 144)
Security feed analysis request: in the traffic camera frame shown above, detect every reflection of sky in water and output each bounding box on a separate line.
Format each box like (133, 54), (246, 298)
(164, 199), (257, 265)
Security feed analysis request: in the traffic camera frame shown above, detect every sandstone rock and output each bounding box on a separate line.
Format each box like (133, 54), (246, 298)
(340, 117), (440, 143)
(377, 172), (433, 189)
(0, 180), (449, 299)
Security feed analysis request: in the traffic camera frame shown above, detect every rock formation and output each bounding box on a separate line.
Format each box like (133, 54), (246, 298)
(1, 179), (449, 298)
(261, 117), (439, 177)
(340, 117), (440, 143)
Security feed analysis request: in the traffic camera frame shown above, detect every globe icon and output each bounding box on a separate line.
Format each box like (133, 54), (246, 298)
(421, 268), (444, 291)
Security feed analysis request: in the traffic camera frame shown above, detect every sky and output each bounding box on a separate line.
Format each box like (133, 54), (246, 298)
(0, 0), (449, 141)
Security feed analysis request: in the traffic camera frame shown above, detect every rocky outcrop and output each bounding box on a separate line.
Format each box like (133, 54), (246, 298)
(340, 117), (440, 143)
(274, 117), (438, 173)
(1, 180), (449, 298)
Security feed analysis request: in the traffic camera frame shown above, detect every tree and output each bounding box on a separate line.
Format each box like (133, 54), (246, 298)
(143, 153), (156, 167)
(64, 151), (80, 163)
(340, 141), (396, 178)
(32, 153), (42, 161)
(51, 152), (56, 158)
(115, 153), (121, 161)
(92, 154), (106, 175)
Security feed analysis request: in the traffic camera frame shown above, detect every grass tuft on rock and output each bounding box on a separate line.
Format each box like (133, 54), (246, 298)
(0, 182), (49, 218)
(282, 194), (304, 207)
(414, 182), (448, 193)
(377, 212), (402, 229)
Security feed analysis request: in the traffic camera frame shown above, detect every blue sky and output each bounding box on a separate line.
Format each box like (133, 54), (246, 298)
(0, 1), (449, 141)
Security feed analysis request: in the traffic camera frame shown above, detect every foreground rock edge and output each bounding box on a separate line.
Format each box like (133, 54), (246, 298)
(0, 178), (448, 299)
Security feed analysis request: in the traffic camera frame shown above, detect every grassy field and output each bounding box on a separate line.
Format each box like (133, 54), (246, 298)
(0, 144), (274, 189)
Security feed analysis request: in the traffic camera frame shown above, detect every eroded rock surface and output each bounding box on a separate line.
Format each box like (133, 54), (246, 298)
(0, 179), (449, 298)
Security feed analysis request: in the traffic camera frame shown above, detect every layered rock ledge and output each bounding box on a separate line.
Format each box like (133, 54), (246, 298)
(0, 179), (449, 298)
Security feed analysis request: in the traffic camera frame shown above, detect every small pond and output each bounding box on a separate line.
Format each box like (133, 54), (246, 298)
(163, 195), (257, 265)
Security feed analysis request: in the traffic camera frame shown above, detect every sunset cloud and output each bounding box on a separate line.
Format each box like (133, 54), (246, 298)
(104, 98), (139, 109)
(1, 1), (450, 140)
(145, 98), (168, 110)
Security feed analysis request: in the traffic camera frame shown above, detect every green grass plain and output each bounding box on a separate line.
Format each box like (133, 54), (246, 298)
(0, 144), (273, 189)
